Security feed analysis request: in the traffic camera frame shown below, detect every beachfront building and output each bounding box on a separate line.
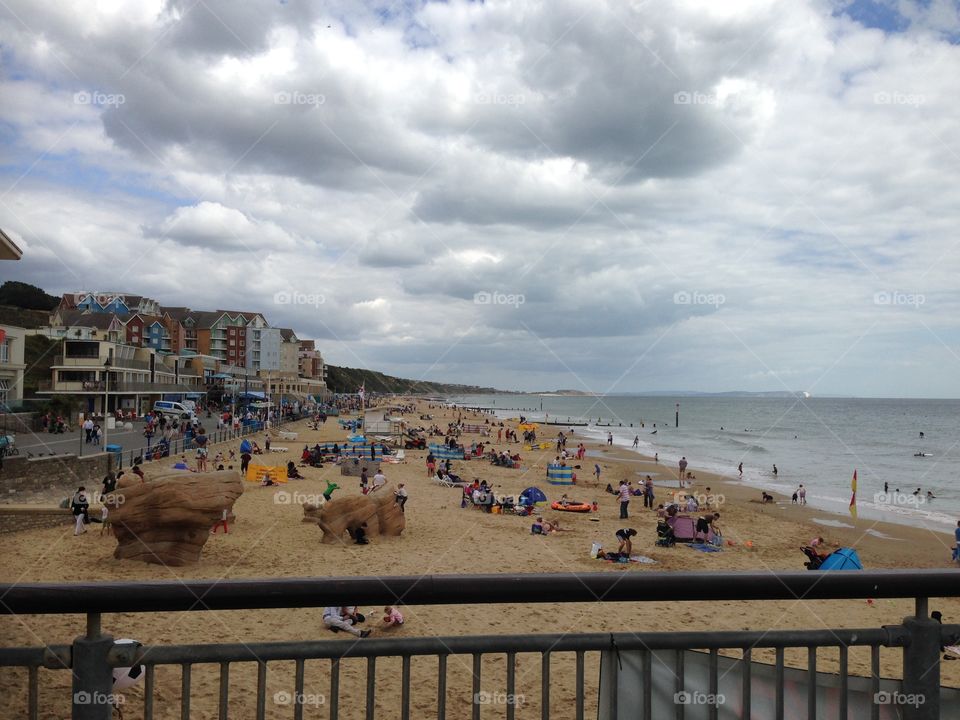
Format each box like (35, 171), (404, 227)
(278, 329), (300, 377)
(245, 316), (281, 372)
(0, 324), (26, 407)
(34, 309), (124, 342)
(58, 292), (161, 316)
(298, 340), (327, 383)
(123, 314), (172, 350)
(39, 339), (205, 417)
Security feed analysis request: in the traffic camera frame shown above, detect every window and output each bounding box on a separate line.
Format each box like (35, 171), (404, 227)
(0, 340), (8, 363)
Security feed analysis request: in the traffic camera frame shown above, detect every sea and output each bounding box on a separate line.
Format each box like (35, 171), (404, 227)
(446, 394), (960, 536)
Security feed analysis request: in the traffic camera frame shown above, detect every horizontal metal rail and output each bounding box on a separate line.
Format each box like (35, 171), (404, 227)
(101, 628), (918, 667)
(3, 569), (960, 614)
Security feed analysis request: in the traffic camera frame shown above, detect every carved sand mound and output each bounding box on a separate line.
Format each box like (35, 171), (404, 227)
(106, 470), (243, 566)
(310, 488), (405, 544)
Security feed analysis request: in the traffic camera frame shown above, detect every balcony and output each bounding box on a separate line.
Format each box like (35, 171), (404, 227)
(114, 381), (206, 393)
(54, 356), (151, 371)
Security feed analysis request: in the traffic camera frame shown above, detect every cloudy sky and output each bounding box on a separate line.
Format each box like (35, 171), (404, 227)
(2, 0), (959, 396)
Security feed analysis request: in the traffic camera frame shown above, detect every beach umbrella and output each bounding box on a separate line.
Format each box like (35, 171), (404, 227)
(819, 548), (863, 571)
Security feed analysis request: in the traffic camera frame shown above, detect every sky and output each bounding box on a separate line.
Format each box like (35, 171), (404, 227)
(1, 0), (960, 397)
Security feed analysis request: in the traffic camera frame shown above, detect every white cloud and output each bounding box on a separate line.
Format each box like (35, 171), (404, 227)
(1, 0), (960, 394)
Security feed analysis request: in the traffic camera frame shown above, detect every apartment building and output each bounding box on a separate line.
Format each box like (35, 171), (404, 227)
(40, 340), (205, 417)
(0, 324), (26, 407)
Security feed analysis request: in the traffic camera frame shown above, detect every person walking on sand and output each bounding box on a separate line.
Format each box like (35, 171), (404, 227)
(594, 463), (601, 483)
(738, 462), (743, 479)
(798, 485), (806, 505)
(955, 521), (960, 564)
(772, 464), (778, 477)
(678, 457), (688, 485)
(633, 435), (639, 448)
(607, 432), (613, 446)
(618, 480), (631, 519)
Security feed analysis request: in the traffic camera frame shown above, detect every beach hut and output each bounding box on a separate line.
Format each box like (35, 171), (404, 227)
(546, 464), (575, 485)
(819, 548), (863, 571)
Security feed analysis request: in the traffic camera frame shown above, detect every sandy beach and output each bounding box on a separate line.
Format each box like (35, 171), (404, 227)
(1, 399), (958, 719)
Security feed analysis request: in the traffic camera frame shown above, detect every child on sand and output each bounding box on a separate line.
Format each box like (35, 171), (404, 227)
(383, 606), (404, 628)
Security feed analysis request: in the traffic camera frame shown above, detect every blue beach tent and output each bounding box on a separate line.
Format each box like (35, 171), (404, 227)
(819, 548), (862, 571)
(520, 487), (548, 506)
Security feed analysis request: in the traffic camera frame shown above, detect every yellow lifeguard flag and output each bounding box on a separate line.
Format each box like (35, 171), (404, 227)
(849, 469), (857, 519)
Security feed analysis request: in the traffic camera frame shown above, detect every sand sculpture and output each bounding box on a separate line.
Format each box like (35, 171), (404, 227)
(305, 487), (405, 543)
(106, 469), (243, 566)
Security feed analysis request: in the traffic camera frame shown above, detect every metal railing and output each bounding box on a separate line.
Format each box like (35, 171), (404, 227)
(1, 571), (958, 719)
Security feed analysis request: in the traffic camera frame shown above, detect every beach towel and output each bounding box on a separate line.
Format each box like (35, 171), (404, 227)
(687, 543), (722, 553)
(596, 555), (657, 564)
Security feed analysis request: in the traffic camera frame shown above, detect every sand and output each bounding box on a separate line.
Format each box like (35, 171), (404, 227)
(1, 399), (959, 719)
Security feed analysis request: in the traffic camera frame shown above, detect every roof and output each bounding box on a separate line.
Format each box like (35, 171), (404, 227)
(215, 310), (264, 322)
(159, 306), (193, 321)
(55, 310), (121, 330)
(0, 228), (22, 260)
(279, 328), (298, 341)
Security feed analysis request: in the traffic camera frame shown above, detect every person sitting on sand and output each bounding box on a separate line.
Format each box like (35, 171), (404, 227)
(761, 492), (774, 504)
(615, 528), (637, 556)
(605, 483), (616, 495)
(531, 517), (545, 535)
(301, 446), (312, 463)
(173, 455), (190, 471)
(656, 504), (667, 518)
(287, 461), (304, 479)
(382, 606), (404, 629)
(251, 441), (262, 455)
(323, 607), (371, 638)
(353, 523), (369, 545)
(543, 518), (563, 533)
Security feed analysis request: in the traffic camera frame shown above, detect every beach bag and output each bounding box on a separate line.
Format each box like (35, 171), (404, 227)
(590, 542), (602, 559)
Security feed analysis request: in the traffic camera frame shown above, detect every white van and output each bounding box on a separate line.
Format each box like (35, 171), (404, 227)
(152, 400), (194, 420)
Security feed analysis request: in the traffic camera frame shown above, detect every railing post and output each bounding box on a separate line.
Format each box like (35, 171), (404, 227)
(901, 599), (939, 720)
(71, 613), (114, 720)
